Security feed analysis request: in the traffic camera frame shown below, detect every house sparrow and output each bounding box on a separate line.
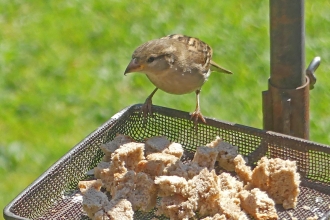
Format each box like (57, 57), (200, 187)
(124, 34), (232, 128)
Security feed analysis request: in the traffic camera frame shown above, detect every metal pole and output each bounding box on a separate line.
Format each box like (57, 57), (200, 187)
(263, 0), (310, 139)
(270, 0), (305, 89)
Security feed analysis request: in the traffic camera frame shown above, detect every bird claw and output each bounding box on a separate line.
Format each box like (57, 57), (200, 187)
(141, 97), (153, 118)
(190, 110), (206, 132)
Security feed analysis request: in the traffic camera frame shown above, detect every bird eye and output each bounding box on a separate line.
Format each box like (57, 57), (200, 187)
(147, 56), (155, 63)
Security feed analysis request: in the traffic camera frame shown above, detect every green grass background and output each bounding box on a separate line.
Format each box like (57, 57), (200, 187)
(1, 1), (330, 218)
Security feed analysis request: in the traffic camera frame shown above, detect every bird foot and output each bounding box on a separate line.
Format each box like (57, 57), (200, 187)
(141, 97), (153, 118)
(190, 110), (206, 132)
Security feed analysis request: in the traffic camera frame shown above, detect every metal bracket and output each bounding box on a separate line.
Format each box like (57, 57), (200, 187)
(262, 57), (320, 139)
(306, 56), (321, 90)
(263, 76), (310, 139)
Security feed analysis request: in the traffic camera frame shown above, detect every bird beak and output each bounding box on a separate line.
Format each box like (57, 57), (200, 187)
(124, 59), (143, 75)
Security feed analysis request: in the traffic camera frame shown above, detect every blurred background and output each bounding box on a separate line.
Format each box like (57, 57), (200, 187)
(1, 1), (329, 217)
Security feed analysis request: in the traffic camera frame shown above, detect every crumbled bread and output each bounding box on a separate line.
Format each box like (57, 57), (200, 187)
(217, 142), (238, 171)
(189, 168), (220, 201)
(127, 172), (157, 211)
(146, 152), (180, 174)
(218, 172), (243, 198)
(78, 179), (103, 194)
(233, 155), (252, 183)
(218, 196), (248, 220)
(80, 134), (302, 219)
(100, 160), (127, 192)
(188, 168), (221, 216)
(156, 168), (221, 219)
(251, 157), (300, 209)
(192, 146), (218, 170)
(100, 134), (135, 162)
(111, 142), (145, 171)
(198, 197), (222, 217)
(136, 159), (165, 177)
(198, 171), (246, 219)
(111, 170), (135, 199)
(93, 209), (109, 220)
(104, 198), (134, 220)
(198, 184), (247, 219)
(81, 187), (110, 219)
(207, 136), (238, 171)
(200, 213), (226, 220)
(94, 161), (110, 179)
(99, 142), (144, 191)
(206, 136), (223, 148)
(166, 160), (204, 180)
(162, 142), (184, 158)
(239, 188), (278, 220)
(145, 136), (171, 155)
(154, 175), (188, 197)
(99, 142), (143, 191)
(165, 161), (188, 178)
(155, 194), (195, 220)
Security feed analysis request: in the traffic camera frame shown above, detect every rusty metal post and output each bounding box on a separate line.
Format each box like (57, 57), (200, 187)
(263, 0), (310, 139)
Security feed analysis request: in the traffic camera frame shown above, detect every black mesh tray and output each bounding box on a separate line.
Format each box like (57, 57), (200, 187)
(3, 104), (330, 220)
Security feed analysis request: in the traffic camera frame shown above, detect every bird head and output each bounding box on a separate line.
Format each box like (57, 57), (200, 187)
(124, 39), (176, 76)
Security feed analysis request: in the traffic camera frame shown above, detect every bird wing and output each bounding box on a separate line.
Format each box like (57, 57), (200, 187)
(162, 34), (232, 74)
(161, 34), (212, 72)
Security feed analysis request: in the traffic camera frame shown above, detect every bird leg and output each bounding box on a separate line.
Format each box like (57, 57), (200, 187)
(191, 89), (207, 129)
(142, 87), (158, 118)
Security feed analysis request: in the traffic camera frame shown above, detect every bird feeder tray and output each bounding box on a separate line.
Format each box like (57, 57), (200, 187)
(4, 104), (330, 219)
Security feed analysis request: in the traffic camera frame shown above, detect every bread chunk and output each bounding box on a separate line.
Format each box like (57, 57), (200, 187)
(146, 152), (180, 175)
(100, 134), (135, 161)
(100, 142), (144, 192)
(187, 168), (220, 216)
(80, 187), (110, 219)
(162, 142), (184, 158)
(206, 136), (238, 171)
(94, 161), (110, 179)
(78, 179), (103, 194)
(251, 157), (300, 209)
(218, 196), (248, 220)
(111, 142), (145, 171)
(110, 170), (135, 199)
(100, 161), (127, 192)
(217, 142), (238, 171)
(136, 159), (165, 177)
(218, 172), (243, 198)
(197, 171), (247, 219)
(233, 155), (252, 183)
(239, 188), (278, 220)
(155, 175), (188, 197)
(127, 172), (157, 211)
(206, 136), (223, 149)
(200, 213), (226, 220)
(192, 146), (218, 170)
(145, 136), (171, 155)
(166, 160), (204, 180)
(104, 198), (134, 220)
(156, 194), (195, 220)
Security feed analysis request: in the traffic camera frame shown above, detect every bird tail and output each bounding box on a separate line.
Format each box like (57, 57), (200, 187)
(210, 60), (233, 74)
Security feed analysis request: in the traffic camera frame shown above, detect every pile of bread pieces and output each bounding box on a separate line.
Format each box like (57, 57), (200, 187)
(78, 134), (301, 220)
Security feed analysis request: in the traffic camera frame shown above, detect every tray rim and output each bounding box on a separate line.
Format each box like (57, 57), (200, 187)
(3, 105), (132, 220)
(3, 103), (330, 220)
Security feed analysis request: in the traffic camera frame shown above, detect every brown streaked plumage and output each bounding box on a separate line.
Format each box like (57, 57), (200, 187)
(124, 34), (232, 130)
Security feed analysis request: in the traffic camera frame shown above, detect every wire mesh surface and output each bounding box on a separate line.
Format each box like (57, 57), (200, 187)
(4, 104), (330, 220)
